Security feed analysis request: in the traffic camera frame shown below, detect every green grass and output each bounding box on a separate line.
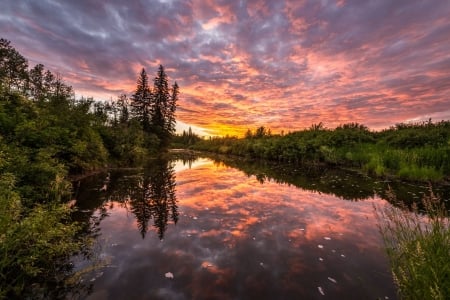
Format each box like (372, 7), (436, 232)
(375, 189), (450, 299)
(397, 165), (443, 181)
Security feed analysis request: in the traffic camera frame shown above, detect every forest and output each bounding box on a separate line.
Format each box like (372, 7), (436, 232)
(0, 38), (178, 298)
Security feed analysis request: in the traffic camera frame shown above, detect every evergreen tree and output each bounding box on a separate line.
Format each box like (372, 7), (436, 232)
(130, 68), (152, 132)
(151, 65), (178, 148)
(152, 65), (170, 135)
(167, 82), (178, 135)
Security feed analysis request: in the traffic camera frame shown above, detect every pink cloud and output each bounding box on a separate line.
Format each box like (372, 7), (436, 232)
(1, 0), (449, 136)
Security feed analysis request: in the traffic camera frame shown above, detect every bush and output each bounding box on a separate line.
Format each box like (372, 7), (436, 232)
(0, 174), (85, 299)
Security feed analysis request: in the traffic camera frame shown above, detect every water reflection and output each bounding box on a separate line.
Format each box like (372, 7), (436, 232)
(72, 156), (450, 300)
(128, 159), (178, 239)
(74, 158), (179, 239)
(209, 154), (450, 207)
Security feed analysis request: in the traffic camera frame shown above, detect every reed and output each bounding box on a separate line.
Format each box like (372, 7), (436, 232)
(375, 188), (450, 299)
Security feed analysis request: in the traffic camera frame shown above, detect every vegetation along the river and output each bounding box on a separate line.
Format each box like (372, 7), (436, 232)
(188, 121), (450, 182)
(0, 38), (178, 298)
(376, 189), (450, 300)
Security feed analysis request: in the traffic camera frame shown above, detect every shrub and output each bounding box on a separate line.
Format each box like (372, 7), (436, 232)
(0, 174), (86, 299)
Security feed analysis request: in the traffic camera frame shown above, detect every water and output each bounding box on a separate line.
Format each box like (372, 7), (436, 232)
(71, 156), (431, 299)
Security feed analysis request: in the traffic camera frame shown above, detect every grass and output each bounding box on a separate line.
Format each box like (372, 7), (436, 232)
(375, 188), (450, 299)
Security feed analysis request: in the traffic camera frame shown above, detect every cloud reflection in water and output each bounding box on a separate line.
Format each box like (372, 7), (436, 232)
(82, 158), (395, 300)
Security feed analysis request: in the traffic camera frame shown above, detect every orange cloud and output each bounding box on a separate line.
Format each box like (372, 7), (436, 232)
(2, 0), (450, 136)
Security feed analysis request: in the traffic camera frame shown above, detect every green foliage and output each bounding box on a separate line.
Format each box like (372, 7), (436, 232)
(376, 189), (450, 299)
(0, 38), (181, 298)
(191, 121), (450, 182)
(0, 174), (85, 299)
(0, 38), (28, 92)
(171, 126), (202, 148)
(397, 165), (443, 182)
(364, 154), (386, 176)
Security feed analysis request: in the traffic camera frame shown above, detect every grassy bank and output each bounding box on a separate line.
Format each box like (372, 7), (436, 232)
(376, 189), (450, 299)
(189, 122), (450, 182)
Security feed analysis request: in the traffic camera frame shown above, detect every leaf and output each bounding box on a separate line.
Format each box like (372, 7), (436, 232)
(328, 277), (337, 283)
(318, 286), (325, 295)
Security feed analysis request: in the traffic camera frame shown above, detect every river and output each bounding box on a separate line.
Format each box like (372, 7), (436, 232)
(70, 155), (448, 299)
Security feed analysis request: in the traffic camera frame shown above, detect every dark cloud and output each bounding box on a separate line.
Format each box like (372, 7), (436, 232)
(1, 0), (449, 135)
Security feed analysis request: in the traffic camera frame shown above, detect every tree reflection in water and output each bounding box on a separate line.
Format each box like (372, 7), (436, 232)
(130, 159), (178, 239)
(104, 158), (178, 239)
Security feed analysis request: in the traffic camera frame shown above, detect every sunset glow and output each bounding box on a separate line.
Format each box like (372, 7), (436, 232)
(1, 1), (449, 136)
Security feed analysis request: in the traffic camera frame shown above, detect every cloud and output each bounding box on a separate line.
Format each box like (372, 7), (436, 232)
(1, 0), (449, 135)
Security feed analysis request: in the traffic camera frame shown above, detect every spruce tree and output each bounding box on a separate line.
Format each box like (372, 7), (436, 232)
(131, 68), (152, 132)
(152, 65), (171, 147)
(152, 65), (169, 132)
(167, 82), (178, 135)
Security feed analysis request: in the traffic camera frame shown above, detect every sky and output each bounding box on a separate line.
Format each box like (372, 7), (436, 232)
(1, 0), (449, 137)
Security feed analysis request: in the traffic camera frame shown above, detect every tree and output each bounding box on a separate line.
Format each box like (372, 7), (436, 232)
(117, 93), (129, 124)
(255, 126), (267, 138)
(51, 73), (73, 102)
(130, 68), (152, 132)
(43, 70), (55, 96)
(125, 65), (178, 150)
(152, 65), (170, 134)
(167, 82), (178, 135)
(0, 38), (28, 92)
(245, 129), (253, 139)
(151, 65), (178, 148)
(28, 64), (45, 101)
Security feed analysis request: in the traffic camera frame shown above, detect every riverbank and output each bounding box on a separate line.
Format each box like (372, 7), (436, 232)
(188, 122), (450, 183)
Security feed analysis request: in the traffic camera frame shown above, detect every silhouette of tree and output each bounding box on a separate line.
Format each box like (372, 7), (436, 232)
(152, 65), (170, 147)
(255, 126), (267, 138)
(0, 38), (28, 92)
(130, 68), (152, 132)
(28, 63), (45, 101)
(129, 66), (178, 149)
(167, 81), (178, 136)
(128, 159), (178, 239)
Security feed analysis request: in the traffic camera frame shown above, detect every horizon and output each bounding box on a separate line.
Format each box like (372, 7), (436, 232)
(1, 0), (449, 137)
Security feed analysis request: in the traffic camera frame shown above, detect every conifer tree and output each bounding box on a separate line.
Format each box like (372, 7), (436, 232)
(152, 65), (170, 133)
(129, 65), (178, 149)
(167, 82), (178, 135)
(131, 68), (152, 132)
(152, 65), (171, 147)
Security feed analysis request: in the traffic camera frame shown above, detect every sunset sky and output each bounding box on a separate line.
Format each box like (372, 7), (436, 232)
(1, 0), (449, 137)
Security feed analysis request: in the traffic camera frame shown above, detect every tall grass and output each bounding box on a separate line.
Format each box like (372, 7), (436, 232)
(375, 189), (450, 299)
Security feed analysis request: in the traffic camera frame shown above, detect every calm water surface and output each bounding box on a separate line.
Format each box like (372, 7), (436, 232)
(73, 157), (405, 299)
